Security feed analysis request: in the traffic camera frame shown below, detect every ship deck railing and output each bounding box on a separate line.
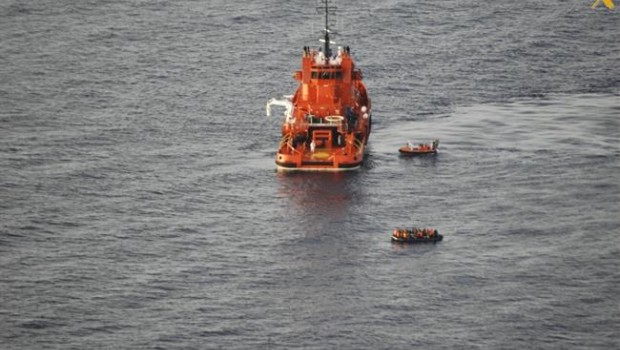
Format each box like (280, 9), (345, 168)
(292, 116), (345, 131)
(279, 134), (302, 155)
(352, 138), (364, 155)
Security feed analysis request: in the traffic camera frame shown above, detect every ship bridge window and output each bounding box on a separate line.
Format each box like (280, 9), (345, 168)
(311, 71), (343, 80)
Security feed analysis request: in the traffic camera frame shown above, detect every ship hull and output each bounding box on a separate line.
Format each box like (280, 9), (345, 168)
(391, 234), (443, 243)
(276, 161), (362, 172)
(275, 146), (365, 172)
(399, 147), (436, 156)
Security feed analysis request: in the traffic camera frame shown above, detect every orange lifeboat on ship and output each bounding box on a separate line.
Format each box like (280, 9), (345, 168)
(266, 1), (371, 172)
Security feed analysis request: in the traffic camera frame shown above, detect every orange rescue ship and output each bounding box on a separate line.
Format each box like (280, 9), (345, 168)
(266, 1), (372, 171)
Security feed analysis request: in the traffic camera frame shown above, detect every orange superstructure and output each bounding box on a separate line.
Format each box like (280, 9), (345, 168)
(266, 1), (372, 171)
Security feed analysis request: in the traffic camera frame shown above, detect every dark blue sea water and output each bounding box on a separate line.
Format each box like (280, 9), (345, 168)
(1, 0), (619, 349)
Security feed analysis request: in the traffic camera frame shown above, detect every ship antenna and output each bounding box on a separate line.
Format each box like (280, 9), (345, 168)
(324, 0), (330, 56)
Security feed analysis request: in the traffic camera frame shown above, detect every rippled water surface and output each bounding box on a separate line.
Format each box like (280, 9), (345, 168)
(1, 0), (619, 349)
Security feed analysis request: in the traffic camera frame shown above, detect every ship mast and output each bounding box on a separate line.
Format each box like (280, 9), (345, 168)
(318, 0), (336, 59)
